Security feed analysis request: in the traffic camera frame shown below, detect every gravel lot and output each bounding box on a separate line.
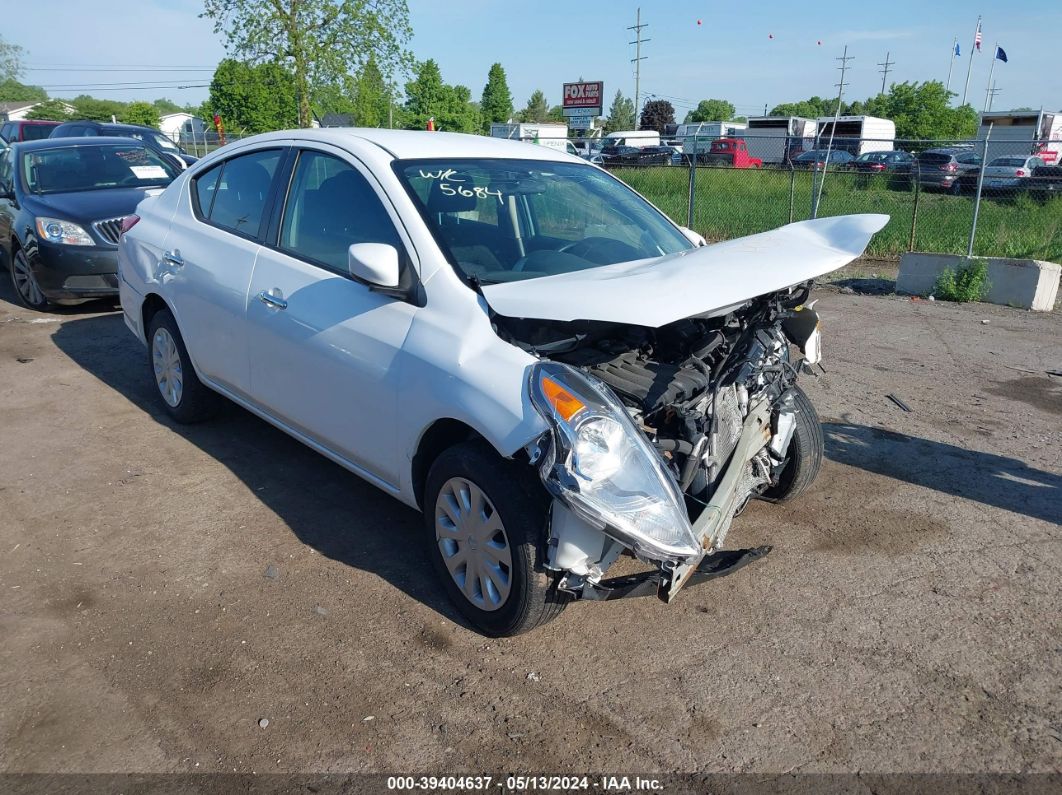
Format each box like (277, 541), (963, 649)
(0, 275), (1059, 777)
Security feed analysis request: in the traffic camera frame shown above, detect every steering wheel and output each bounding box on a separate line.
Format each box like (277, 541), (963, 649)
(559, 236), (641, 264)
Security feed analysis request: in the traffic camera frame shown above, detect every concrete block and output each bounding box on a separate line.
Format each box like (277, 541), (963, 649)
(897, 253), (1060, 311)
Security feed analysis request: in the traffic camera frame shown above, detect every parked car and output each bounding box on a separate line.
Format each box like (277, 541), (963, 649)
(1028, 164), (1062, 202)
(975, 155), (1046, 195)
(792, 149), (856, 170)
(696, 138), (764, 169)
(602, 144), (673, 166)
(118, 129), (885, 636)
(0, 137), (180, 309)
(0, 119), (61, 143)
(849, 150), (915, 174)
(49, 120), (198, 169)
(915, 147), (982, 194)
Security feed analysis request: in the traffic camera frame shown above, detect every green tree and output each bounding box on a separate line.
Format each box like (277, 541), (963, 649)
(769, 96), (837, 119)
(639, 99), (675, 134)
(25, 99), (72, 121)
(0, 35), (24, 82)
(546, 105), (565, 123)
(152, 97), (184, 115)
(0, 78), (47, 103)
(862, 81), (977, 140)
(208, 58), (298, 133)
(403, 59), (477, 132)
(120, 101), (161, 127)
(352, 57), (391, 127)
(71, 95), (127, 121)
(479, 62), (512, 130)
(604, 90), (635, 133)
(201, 0), (412, 128)
(517, 89), (549, 123)
(686, 98), (735, 123)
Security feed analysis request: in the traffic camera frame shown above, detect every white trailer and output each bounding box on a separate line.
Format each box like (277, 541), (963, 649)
(489, 122), (572, 153)
(742, 116), (818, 164)
(675, 121), (747, 153)
(815, 116), (895, 156)
(978, 111), (1062, 165)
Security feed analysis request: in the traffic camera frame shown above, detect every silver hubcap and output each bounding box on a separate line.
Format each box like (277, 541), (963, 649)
(13, 254), (44, 306)
(151, 328), (183, 407)
(435, 477), (512, 612)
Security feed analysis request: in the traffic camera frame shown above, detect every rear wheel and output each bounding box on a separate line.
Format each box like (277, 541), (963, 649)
(146, 308), (220, 423)
(10, 249), (49, 311)
(761, 385), (823, 503)
(424, 442), (569, 636)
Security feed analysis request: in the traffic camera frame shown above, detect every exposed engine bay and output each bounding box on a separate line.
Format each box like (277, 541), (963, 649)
(496, 283), (819, 520)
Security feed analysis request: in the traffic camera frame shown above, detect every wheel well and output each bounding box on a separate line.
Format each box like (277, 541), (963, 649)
(141, 293), (168, 336)
(411, 419), (485, 510)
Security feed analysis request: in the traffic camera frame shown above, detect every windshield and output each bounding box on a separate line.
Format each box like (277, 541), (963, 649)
(397, 158), (693, 284)
(147, 131), (181, 152)
(21, 124), (56, 141)
(21, 143), (180, 194)
(989, 157), (1027, 167)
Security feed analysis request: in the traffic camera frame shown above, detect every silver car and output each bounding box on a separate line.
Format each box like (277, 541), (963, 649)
(981, 155), (1046, 194)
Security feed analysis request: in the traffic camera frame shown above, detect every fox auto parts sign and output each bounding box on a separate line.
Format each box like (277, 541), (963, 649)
(563, 81), (603, 117)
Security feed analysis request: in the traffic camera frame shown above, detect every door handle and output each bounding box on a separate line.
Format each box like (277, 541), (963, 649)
(256, 289), (288, 310)
(162, 249), (184, 267)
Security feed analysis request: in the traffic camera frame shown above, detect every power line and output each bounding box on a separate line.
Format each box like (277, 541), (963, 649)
(627, 7), (649, 129)
(47, 84), (210, 92)
(36, 79), (213, 88)
(26, 67), (214, 73)
(878, 51), (894, 95)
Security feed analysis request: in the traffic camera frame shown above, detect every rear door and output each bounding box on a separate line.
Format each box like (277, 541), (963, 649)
(162, 145), (288, 397)
(244, 143), (418, 485)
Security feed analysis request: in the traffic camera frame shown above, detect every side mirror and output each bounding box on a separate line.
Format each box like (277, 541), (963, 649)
(679, 226), (707, 247)
(348, 243), (400, 289)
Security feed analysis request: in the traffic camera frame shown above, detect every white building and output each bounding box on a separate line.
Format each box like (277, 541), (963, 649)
(159, 112), (198, 142)
(0, 100), (77, 121)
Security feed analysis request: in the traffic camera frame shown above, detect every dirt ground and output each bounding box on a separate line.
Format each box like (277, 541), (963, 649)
(0, 272), (1059, 778)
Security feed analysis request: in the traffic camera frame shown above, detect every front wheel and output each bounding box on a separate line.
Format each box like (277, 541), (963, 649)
(10, 250), (50, 311)
(424, 442), (569, 636)
(761, 386), (824, 503)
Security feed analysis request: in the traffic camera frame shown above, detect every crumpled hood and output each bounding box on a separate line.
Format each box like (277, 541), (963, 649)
(481, 214), (889, 328)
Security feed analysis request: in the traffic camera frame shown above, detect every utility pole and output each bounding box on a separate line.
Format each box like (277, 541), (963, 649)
(763, 102), (768, 116)
(945, 36), (958, 95)
(878, 51), (894, 95)
(812, 44), (853, 218)
(986, 82), (1001, 112)
(961, 15), (981, 106)
(628, 7), (649, 129)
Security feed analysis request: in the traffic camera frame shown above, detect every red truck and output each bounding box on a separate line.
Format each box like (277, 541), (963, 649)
(698, 138), (763, 169)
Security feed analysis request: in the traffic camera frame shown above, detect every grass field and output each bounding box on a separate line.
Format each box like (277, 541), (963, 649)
(612, 165), (1062, 262)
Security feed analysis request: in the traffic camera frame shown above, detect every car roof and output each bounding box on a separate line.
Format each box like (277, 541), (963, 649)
(225, 128), (580, 163)
(13, 136), (153, 152)
(54, 120), (158, 133)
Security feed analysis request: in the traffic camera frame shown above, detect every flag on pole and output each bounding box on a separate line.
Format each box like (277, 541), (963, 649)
(974, 21), (982, 51)
(426, 117), (436, 131)
(954, 42), (961, 57)
(995, 46), (1008, 63)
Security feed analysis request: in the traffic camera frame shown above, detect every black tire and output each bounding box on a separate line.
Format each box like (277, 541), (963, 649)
(761, 385), (824, 503)
(9, 249), (50, 311)
(146, 308), (220, 423)
(424, 441), (569, 636)
(949, 180), (962, 196)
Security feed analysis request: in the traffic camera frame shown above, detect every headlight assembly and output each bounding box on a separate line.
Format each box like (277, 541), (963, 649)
(529, 361), (700, 563)
(35, 217), (94, 246)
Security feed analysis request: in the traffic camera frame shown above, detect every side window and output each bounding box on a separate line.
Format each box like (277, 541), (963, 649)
(81, 127), (97, 137)
(279, 150), (401, 272)
(191, 163), (223, 218)
(201, 149), (282, 237)
(0, 149), (12, 192)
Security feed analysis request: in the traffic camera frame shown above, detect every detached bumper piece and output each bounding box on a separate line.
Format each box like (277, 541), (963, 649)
(579, 545), (772, 602)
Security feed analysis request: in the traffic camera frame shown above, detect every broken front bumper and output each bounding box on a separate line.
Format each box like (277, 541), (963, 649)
(575, 398), (776, 603)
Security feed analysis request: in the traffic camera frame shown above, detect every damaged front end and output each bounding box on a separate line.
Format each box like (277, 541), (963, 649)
(508, 284), (823, 602)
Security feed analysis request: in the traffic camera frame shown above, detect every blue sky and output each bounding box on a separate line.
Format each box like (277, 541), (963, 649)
(10, 0), (1062, 116)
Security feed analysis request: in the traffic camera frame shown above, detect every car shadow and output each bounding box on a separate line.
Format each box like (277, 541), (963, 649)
(823, 423), (1061, 526)
(49, 313), (469, 628)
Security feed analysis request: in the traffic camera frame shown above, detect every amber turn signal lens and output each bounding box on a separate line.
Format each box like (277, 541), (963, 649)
(540, 376), (586, 422)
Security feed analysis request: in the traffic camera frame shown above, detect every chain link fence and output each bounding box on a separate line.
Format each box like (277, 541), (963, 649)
(605, 135), (1062, 263)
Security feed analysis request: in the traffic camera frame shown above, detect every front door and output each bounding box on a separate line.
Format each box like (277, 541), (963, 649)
(245, 147), (417, 486)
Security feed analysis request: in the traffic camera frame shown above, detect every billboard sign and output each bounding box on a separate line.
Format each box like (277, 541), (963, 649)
(563, 81), (603, 115)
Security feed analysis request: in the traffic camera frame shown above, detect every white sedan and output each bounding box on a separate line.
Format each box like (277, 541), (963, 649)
(118, 129), (886, 636)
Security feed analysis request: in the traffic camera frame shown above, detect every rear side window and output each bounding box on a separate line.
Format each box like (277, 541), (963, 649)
(279, 150), (401, 272)
(193, 149), (282, 238)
